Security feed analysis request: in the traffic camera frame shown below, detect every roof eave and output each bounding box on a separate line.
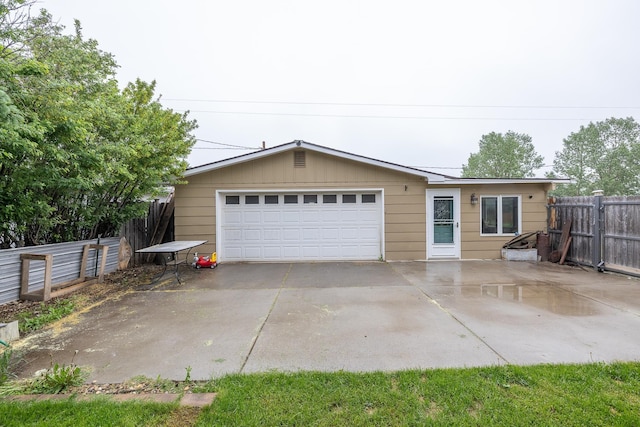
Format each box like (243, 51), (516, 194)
(183, 140), (451, 181)
(428, 178), (571, 185)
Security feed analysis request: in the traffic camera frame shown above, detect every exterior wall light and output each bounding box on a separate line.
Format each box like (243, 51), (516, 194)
(470, 193), (478, 205)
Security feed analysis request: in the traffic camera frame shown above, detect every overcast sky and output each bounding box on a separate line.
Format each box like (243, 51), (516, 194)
(40, 0), (640, 176)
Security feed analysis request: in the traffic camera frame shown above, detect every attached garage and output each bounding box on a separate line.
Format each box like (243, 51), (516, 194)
(218, 190), (383, 261)
(175, 140), (559, 261)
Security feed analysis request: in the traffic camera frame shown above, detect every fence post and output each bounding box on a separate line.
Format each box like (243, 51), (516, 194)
(592, 193), (604, 271)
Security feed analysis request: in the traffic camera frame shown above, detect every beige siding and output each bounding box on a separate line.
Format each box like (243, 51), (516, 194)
(453, 183), (551, 259)
(176, 148), (552, 261)
(175, 150), (428, 261)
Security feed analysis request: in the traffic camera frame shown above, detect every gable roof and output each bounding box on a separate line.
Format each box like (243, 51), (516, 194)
(184, 140), (453, 182)
(184, 140), (568, 185)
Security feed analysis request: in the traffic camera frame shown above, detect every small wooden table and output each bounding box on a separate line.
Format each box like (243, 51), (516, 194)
(136, 240), (207, 284)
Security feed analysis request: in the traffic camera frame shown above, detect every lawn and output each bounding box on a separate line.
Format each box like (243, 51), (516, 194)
(1, 362), (639, 426)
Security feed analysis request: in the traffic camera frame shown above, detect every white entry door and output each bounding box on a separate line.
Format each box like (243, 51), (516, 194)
(426, 189), (461, 259)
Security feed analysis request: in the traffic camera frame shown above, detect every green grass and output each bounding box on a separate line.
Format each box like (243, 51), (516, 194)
(0, 399), (176, 427)
(17, 298), (76, 334)
(1, 362), (640, 426)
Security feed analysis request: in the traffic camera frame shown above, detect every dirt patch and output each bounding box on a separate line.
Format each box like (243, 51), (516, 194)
(163, 406), (203, 426)
(0, 265), (164, 327)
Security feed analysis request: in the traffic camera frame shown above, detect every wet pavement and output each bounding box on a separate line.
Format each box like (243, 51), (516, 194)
(13, 261), (640, 382)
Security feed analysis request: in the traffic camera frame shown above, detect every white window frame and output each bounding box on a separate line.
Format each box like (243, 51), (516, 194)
(479, 195), (522, 236)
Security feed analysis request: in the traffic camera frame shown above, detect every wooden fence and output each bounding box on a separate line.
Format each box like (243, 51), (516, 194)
(548, 195), (640, 276)
(120, 197), (175, 266)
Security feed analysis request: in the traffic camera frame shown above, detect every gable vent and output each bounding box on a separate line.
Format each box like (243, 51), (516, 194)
(294, 151), (306, 168)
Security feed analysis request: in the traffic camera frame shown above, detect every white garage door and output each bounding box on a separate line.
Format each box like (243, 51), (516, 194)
(219, 191), (383, 261)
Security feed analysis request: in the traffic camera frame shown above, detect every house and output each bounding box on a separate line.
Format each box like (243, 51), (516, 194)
(175, 140), (559, 262)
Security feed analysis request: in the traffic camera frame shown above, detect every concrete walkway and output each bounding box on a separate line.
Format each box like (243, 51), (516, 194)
(14, 261), (640, 383)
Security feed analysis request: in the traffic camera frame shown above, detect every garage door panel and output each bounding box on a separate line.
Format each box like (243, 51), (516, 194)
(221, 191), (382, 261)
(225, 247), (242, 259)
(302, 246), (320, 257)
(360, 227), (381, 240)
(302, 228), (321, 239)
(322, 228), (340, 240)
(322, 210), (341, 221)
(340, 210), (359, 221)
(263, 246), (281, 258)
(283, 229), (300, 240)
(224, 229), (242, 241)
(263, 229), (281, 240)
(226, 211), (243, 224)
(243, 229), (262, 241)
(244, 247), (262, 258)
(302, 210), (322, 222)
(283, 211), (301, 223)
(243, 211), (261, 223)
(321, 245), (340, 257)
(358, 210), (379, 222)
(263, 211), (281, 223)
(341, 228), (359, 239)
(283, 246), (301, 258)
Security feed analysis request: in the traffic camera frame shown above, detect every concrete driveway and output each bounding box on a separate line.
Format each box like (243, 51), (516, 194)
(14, 261), (640, 383)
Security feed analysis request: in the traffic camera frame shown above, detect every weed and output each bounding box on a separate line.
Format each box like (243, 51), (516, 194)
(18, 298), (76, 334)
(0, 351), (87, 395)
(33, 361), (86, 394)
(0, 345), (14, 386)
(184, 366), (192, 383)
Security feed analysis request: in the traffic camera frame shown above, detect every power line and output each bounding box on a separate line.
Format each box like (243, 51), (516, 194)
(183, 110), (604, 121)
(195, 139), (260, 149)
(165, 99), (640, 110)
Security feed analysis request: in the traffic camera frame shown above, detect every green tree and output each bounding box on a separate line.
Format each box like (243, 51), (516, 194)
(461, 131), (544, 178)
(552, 117), (640, 196)
(0, 3), (197, 247)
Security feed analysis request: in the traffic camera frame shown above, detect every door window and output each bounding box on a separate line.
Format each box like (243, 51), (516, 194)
(433, 197), (454, 244)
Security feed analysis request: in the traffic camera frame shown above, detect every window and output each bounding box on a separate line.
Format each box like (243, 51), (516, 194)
(342, 194), (356, 203)
(323, 194), (337, 203)
(265, 195), (279, 204)
(284, 195), (298, 204)
(245, 195), (259, 204)
(225, 195), (240, 205)
(362, 194), (376, 203)
(303, 194), (317, 204)
(481, 196), (520, 235)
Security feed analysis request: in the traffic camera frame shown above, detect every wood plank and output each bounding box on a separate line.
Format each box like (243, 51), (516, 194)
(560, 236), (572, 265)
(559, 219), (572, 249)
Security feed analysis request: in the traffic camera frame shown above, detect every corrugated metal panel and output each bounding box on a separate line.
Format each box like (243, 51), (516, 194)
(0, 238), (121, 305)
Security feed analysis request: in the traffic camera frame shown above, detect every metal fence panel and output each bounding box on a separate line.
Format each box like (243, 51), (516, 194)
(0, 238), (121, 305)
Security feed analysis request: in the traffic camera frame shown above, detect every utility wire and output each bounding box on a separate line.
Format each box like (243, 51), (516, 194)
(195, 138), (260, 149)
(165, 99), (640, 110)
(182, 110), (603, 121)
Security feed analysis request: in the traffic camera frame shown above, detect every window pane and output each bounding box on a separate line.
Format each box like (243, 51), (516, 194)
(303, 195), (318, 204)
(362, 194), (376, 203)
(481, 197), (497, 234)
(284, 195), (298, 204)
(226, 195), (240, 205)
(265, 195), (279, 204)
(434, 224), (454, 244)
(323, 194), (337, 203)
(245, 195), (259, 204)
(342, 194), (356, 203)
(502, 197), (519, 234)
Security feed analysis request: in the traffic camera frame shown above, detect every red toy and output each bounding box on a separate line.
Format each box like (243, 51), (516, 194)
(193, 252), (218, 269)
